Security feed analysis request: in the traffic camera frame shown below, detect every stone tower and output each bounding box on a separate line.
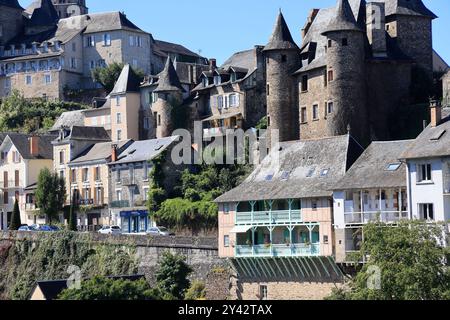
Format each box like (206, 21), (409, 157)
(25, 0), (59, 35)
(263, 11), (300, 145)
(51, 0), (88, 18)
(384, 0), (436, 78)
(322, 0), (369, 145)
(152, 58), (185, 139)
(0, 0), (24, 46)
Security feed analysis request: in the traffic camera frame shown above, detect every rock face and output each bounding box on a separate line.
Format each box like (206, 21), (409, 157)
(0, 231), (228, 300)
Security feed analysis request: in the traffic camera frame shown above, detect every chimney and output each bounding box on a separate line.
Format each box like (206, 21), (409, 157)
(111, 144), (118, 162)
(367, 2), (387, 58)
(29, 136), (40, 156)
(209, 58), (217, 71)
(430, 100), (442, 128)
(301, 9), (319, 39)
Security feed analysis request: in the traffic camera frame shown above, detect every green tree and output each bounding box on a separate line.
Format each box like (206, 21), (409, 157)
(58, 277), (160, 300)
(328, 221), (450, 300)
(9, 199), (22, 230)
(185, 280), (206, 300)
(91, 62), (144, 93)
(67, 190), (78, 232)
(155, 251), (192, 300)
(35, 168), (66, 225)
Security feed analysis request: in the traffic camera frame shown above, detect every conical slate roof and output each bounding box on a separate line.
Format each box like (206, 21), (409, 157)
(263, 11), (299, 51)
(110, 64), (142, 95)
(322, 0), (363, 34)
(154, 58), (185, 93)
(0, 0), (23, 10)
(26, 0), (59, 27)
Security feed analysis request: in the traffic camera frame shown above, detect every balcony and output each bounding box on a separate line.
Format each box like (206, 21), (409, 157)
(344, 211), (409, 225)
(235, 243), (320, 258)
(110, 200), (131, 208)
(236, 210), (302, 225)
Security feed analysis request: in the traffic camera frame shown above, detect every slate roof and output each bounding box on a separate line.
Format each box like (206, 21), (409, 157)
(333, 140), (413, 190)
(26, 0), (59, 27)
(215, 135), (358, 202)
(1, 133), (56, 160)
(400, 108), (450, 160)
(152, 39), (202, 59)
(322, 0), (363, 34)
(83, 11), (145, 34)
(0, 0), (22, 9)
(69, 140), (132, 165)
(33, 274), (145, 300)
(53, 126), (110, 143)
(110, 64), (142, 95)
(154, 58), (185, 93)
(109, 136), (179, 165)
(263, 12), (299, 51)
(221, 48), (258, 71)
(378, 0), (437, 19)
(50, 110), (86, 131)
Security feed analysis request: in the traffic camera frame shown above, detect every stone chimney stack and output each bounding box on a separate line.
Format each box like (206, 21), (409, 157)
(29, 136), (40, 156)
(430, 100), (442, 127)
(301, 9), (319, 39)
(111, 144), (118, 162)
(209, 58), (217, 71)
(366, 2), (387, 58)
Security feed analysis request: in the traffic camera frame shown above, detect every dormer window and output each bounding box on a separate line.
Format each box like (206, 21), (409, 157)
(230, 72), (237, 82)
(214, 75), (221, 85)
(202, 77), (209, 87)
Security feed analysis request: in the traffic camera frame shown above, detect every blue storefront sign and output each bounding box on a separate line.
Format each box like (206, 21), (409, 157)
(120, 210), (149, 233)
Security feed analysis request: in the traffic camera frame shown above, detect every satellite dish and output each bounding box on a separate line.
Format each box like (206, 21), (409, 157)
(67, 5), (81, 17)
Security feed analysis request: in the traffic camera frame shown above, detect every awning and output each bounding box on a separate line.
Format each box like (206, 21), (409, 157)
(202, 111), (242, 122)
(230, 226), (252, 233)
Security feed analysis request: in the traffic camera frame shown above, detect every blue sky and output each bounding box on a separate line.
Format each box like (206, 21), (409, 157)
(19, 0), (450, 65)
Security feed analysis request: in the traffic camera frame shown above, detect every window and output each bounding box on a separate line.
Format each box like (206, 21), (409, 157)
(115, 96), (120, 106)
(417, 164), (432, 183)
(59, 170), (65, 180)
(59, 151), (65, 164)
(143, 163), (149, 180)
(202, 77), (208, 87)
(266, 84), (270, 96)
(72, 43), (76, 52)
(157, 114), (161, 126)
(44, 74), (51, 84)
(117, 130), (122, 141)
(25, 75), (32, 85)
(230, 72), (237, 82)
(96, 187), (103, 205)
(301, 75), (308, 92)
(90, 60), (95, 69)
(103, 34), (111, 46)
(82, 168), (89, 182)
(265, 174), (274, 181)
(86, 35), (95, 47)
(70, 58), (77, 69)
(95, 167), (100, 181)
(312, 104), (319, 120)
(259, 285), (268, 300)
(116, 113), (122, 124)
(116, 169), (121, 182)
(281, 171), (290, 180)
(386, 163), (401, 171)
(143, 117), (150, 129)
(15, 170), (19, 187)
(224, 235), (230, 247)
(116, 190), (122, 201)
(224, 203), (230, 214)
(12, 151), (21, 163)
(229, 94), (239, 107)
(71, 169), (77, 183)
(342, 38), (348, 46)
(324, 235), (329, 244)
(129, 36), (135, 46)
(419, 204), (434, 221)
(327, 101), (334, 115)
(328, 39), (332, 48)
(306, 168), (315, 178)
(4, 191), (8, 204)
(281, 54), (287, 62)
(320, 169), (329, 177)
(217, 96), (224, 109)
(312, 200), (318, 211)
(301, 107), (307, 123)
(328, 69), (334, 82)
(214, 75), (221, 85)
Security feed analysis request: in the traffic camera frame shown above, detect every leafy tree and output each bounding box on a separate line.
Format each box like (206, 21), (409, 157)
(328, 221), (450, 300)
(35, 168), (66, 225)
(255, 116), (268, 130)
(58, 277), (160, 300)
(0, 90), (87, 133)
(185, 280), (206, 300)
(155, 251), (192, 300)
(67, 190), (78, 232)
(9, 199), (22, 230)
(91, 62), (144, 93)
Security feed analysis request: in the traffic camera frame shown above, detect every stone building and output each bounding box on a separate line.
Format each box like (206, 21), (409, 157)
(443, 70), (450, 107)
(51, 0), (88, 18)
(108, 136), (181, 233)
(265, 0), (437, 146)
(191, 46), (267, 141)
(215, 134), (363, 300)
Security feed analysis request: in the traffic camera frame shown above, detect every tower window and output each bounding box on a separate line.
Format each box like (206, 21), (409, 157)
(301, 107), (307, 123)
(266, 84), (270, 96)
(327, 101), (334, 114)
(281, 54), (287, 62)
(301, 75), (308, 92)
(312, 104), (319, 120)
(328, 39), (332, 48)
(342, 38), (348, 46)
(328, 70), (334, 82)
